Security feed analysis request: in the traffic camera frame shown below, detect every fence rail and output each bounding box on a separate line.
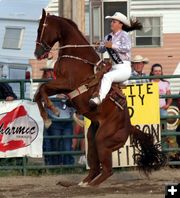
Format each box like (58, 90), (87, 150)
(0, 74), (180, 175)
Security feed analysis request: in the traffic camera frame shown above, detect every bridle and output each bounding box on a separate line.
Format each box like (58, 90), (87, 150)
(36, 13), (51, 52)
(35, 13), (102, 66)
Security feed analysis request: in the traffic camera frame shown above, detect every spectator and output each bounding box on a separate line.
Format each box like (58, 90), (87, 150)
(168, 95), (180, 161)
(72, 113), (86, 165)
(0, 82), (17, 101)
(44, 94), (75, 165)
(175, 94), (180, 159)
(0, 82), (21, 166)
(42, 62), (74, 165)
(150, 63), (172, 117)
(129, 55), (149, 84)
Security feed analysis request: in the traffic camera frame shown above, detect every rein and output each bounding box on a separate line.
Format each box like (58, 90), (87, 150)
(60, 55), (102, 66)
(36, 12), (101, 66)
(52, 44), (99, 51)
(54, 44), (101, 66)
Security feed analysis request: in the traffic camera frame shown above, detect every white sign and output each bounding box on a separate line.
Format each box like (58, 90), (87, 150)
(0, 100), (44, 158)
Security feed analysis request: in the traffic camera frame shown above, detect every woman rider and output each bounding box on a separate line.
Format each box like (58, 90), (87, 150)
(89, 12), (142, 106)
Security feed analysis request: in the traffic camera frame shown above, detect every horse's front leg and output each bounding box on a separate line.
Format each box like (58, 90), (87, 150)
(34, 79), (72, 128)
(34, 90), (50, 128)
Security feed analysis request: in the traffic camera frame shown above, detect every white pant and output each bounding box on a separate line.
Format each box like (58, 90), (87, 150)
(99, 61), (131, 101)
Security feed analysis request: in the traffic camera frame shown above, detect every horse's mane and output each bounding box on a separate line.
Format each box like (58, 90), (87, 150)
(48, 14), (99, 60)
(63, 18), (79, 29)
(50, 15), (89, 44)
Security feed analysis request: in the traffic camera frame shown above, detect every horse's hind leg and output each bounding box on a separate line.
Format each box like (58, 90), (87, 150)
(89, 123), (129, 186)
(79, 122), (101, 186)
(89, 135), (113, 186)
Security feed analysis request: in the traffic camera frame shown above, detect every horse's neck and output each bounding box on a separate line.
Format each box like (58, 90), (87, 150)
(55, 18), (100, 84)
(57, 18), (99, 63)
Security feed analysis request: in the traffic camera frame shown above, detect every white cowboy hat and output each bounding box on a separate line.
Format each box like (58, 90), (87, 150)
(105, 12), (131, 27)
(131, 55), (149, 64)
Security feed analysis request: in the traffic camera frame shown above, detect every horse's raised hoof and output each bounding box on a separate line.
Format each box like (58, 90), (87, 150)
(44, 119), (52, 128)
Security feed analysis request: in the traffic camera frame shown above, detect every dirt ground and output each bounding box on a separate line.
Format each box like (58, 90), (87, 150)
(0, 168), (179, 198)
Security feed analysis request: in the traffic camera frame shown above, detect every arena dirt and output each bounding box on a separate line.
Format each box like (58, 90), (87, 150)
(0, 168), (179, 198)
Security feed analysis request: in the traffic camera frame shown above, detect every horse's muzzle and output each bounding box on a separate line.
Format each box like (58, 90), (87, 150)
(34, 42), (50, 60)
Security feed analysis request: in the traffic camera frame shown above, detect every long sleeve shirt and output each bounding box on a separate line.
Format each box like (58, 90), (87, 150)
(97, 30), (131, 61)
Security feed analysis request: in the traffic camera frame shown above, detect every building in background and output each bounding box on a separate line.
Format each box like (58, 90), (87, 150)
(87, 0), (180, 94)
(0, 0), (51, 97)
(1, 0), (179, 96)
(131, 0), (180, 93)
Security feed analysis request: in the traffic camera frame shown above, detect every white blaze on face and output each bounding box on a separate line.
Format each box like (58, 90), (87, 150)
(0, 114), (38, 146)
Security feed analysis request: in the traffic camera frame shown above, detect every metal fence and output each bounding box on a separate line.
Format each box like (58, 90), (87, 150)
(0, 75), (180, 175)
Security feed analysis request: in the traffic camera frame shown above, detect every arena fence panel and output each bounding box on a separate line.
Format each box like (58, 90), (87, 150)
(0, 75), (179, 175)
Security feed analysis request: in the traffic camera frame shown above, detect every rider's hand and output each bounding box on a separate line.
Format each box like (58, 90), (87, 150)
(93, 41), (100, 49)
(105, 41), (112, 48)
(93, 41), (100, 45)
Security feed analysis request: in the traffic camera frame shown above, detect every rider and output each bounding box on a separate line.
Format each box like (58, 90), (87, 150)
(89, 12), (142, 106)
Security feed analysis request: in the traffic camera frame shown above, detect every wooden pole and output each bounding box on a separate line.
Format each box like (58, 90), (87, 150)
(58, 0), (85, 33)
(72, 0), (85, 33)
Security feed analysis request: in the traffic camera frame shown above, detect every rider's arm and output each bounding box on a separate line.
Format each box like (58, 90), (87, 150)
(96, 36), (108, 53)
(112, 32), (131, 53)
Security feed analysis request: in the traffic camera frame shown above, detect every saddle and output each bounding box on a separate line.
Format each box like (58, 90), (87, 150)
(67, 60), (127, 110)
(87, 60), (127, 110)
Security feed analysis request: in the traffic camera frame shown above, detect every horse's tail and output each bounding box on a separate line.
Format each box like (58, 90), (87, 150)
(130, 126), (167, 176)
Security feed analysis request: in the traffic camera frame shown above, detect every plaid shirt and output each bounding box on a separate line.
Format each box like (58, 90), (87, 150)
(0, 82), (17, 100)
(127, 71), (150, 84)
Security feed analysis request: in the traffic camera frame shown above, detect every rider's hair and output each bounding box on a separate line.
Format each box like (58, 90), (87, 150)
(123, 18), (143, 32)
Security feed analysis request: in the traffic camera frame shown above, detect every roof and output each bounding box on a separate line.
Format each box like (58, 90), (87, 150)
(0, 0), (50, 21)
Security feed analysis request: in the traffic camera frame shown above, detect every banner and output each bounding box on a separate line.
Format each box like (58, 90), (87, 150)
(85, 82), (161, 168)
(0, 100), (44, 158)
(123, 82), (160, 125)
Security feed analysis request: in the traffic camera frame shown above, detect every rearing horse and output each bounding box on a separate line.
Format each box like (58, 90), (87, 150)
(34, 9), (166, 186)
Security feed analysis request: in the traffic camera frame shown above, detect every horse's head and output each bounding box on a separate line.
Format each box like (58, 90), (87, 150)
(34, 9), (59, 60)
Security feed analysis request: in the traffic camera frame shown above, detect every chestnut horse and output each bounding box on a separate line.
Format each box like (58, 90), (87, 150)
(34, 9), (166, 186)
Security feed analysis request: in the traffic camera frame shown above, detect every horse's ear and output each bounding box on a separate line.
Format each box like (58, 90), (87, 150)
(42, 8), (46, 18)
